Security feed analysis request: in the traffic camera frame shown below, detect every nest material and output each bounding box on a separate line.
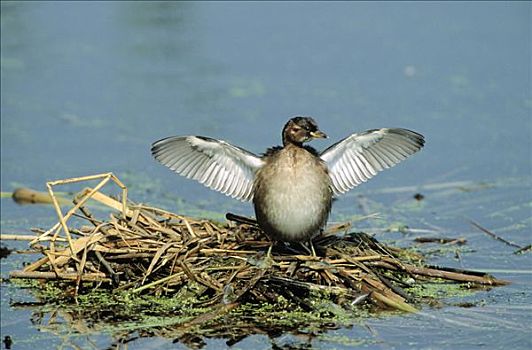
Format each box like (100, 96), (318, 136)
(9, 173), (507, 316)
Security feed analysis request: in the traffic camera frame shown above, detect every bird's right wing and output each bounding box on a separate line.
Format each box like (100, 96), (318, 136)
(320, 128), (425, 196)
(151, 136), (264, 201)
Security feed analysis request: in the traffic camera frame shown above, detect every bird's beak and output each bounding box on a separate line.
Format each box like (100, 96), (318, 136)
(310, 130), (327, 139)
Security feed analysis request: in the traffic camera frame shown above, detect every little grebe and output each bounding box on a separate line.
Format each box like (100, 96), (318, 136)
(152, 117), (424, 243)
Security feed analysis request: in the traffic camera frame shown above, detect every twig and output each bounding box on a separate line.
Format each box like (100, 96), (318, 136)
(10, 270), (110, 282)
(1, 234), (42, 241)
(11, 187), (70, 205)
(403, 264), (509, 285)
(373, 271), (413, 302)
(513, 244), (531, 254)
(414, 237), (467, 245)
(469, 219), (522, 249)
(131, 272), (185, 294)
(225, 213), (257, 226)
(370, 291), (417, 313)
(94, 251), (120, 285)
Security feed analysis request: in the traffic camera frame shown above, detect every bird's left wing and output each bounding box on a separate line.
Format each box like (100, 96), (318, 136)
(151, 136), (264, 201)
(320, 128), (424, 196)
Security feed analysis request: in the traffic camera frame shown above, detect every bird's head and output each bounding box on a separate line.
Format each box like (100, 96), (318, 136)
(282, 116), (327, 146)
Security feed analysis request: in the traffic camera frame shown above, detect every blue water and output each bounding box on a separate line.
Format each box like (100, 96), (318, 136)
(1, 2), (531, 349)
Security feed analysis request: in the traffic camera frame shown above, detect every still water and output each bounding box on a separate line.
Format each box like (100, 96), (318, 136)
(1, 2), (531, 349)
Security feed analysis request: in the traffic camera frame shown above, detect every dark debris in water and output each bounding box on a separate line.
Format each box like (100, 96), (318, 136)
(413, 193), (425, 201)
(3, 336), (12, 350)
(0, 245), (12, 259)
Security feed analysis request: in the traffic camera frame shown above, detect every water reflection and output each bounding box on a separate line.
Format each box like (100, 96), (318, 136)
(15, 297), (331, 349)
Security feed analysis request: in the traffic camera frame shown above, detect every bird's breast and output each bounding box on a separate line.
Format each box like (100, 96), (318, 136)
(253, 147), (332, 242)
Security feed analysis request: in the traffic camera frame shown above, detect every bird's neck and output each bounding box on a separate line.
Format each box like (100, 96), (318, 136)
(282, 136), (303, 148)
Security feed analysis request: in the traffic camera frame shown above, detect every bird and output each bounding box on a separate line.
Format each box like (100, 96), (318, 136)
(151, 116), (424, 251)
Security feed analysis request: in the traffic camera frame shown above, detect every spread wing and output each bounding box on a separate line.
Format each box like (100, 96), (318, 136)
(151, 136), (264, 201)
(320, 128), (425, 196)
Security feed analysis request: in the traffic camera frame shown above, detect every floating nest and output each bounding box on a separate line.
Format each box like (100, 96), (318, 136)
(6, 173), (508, 345)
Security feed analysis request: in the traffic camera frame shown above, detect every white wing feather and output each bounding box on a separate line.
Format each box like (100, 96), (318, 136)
(320, 128), (424, 196)
(151, 136), (264, 201)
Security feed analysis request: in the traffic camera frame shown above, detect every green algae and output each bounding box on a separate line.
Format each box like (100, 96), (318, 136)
(406, 280), (478, 300)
